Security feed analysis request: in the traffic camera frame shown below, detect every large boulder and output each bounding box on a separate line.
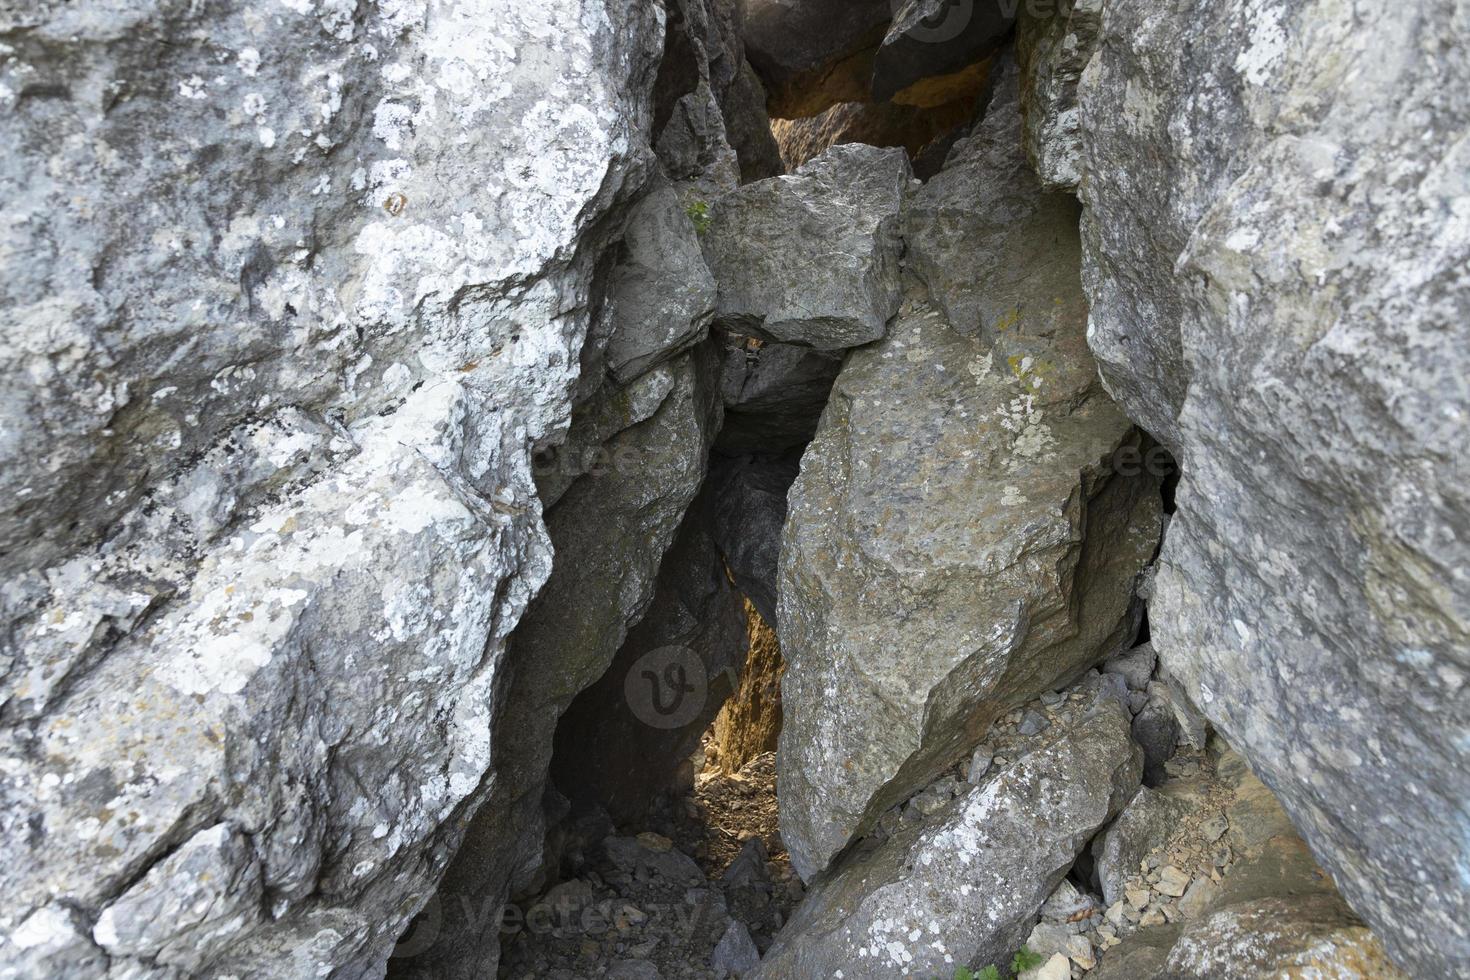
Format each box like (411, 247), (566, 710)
(1016, 0), (1103, 192)
(775, 66), (1160, 881)
(702, 452), (801, 628)
(1077, 1), (1470, 972)
(740, 0), (893, 118)
(0, 1), (663, 976)
(717, 339), (845, 455)
(702, 144), (912, 350)
(871, 0), (1015, 102)
(754, 699), (1141, 979)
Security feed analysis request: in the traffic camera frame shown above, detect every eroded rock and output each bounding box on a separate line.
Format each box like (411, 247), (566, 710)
(1016, 0), (1102, 191)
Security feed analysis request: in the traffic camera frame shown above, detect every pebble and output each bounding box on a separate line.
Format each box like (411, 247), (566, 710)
(1156, 865), (1190, 897)
(1125, 887), (1151, 911)
(967, 744), (995, 782)
(1041, 689), (1066, 706)
(1139, 908), (1167, 927)
(1018, 710), (1051, 736)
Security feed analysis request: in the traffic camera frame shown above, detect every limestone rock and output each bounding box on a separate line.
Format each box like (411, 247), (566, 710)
(1016, 0), (1103, 191)
(871, 0), (1015, 103)
(1093, 787), (1192, 905)
(1078, 2), (1469, 970)
(905, 56), (1086, 340)
(1103, 642), (1157, 692)
(703, 452), (801, 627)
(753, 700), (1141, 978)
(711, 919), (762, 976)
(740, 0), (893, 118)
(702, 143), (911, 350)
(775, 70), (1160, 880)
(0, 2), (664, 975)
(708, 602), (786, 777)
(717, 339), (844, 455)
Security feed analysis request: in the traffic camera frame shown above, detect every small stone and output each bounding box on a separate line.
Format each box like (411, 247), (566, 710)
(967, 744), (995, 782)
(637, 832), (673, 853)
(1177, 876), (1220, 920)
(1064, 934), (1095, 969)
(1105, 901), (1128, 927)
(1156, 865), (1190, 897)
(1041, 689), (1066, 706)
(710, 920), (761, 976)
(1212, 844), (1232, 868)
(1139, 908), (1167, 928)
(1018, 709), (1051, 736)
(1126, 887), (1151, 911)
(1200, 813), (1229, 842)
(1020, 953), (1072, 980)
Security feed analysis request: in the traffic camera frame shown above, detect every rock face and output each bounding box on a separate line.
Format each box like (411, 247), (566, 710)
(703, 452), (801, 627)
(1077, 1), (1470, 972)
(0, 1), (664, 975)
(717, 339), (845, 456)
(740, 0), (893, 118)
(754, 699), (1140, 979)
(702, 144), (911, 350)
(1094, 787), (1192, 905)
(1016, 0), (1102, 192)
(775, 66), (1161, 881)
(871, 0), (1015, 102)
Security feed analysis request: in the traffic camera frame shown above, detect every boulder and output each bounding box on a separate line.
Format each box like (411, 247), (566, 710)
(701, 144), (911, 350)
(1078, 2), (1470, 971)
(753, 700), (1141, 978)
(1093, 787), (1192, 905)
(1131, 692), (1181, 786)
(771, 97), (980, 174)
(904, 56), (1087, 340)
(775, 68), (1160, 880)
(0, 1), (664, 975)
(703, 452), (801, 626)
(711, 919), (762, 976)
(1016, 0), (1103, 191)
(717, 339), (844, 455)
(871, 0), (1015, 103)
(740, 0), (893, 118)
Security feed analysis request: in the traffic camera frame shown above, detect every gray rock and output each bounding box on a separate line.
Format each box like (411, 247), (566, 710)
(1103, 643), (1158, 692)
(774, 71), (1160, 880)
(702, 144), (911, 350)
(605, 837), (709, 888)
(1016, 0), (1103, 191)
(1080, 6), (1468, 966)
(904, 55), (1086, 340)
(1131, 694), (1181, 786)
(1093, 787), (1191, 905)
(721, 838), (773, 891)
(739, 0), (893, 118)
(717, 339), (844, 455)
(608, 960), (665, 980)
(1018, 709), (1052, 736)
(871, 0), (1016, 102)
(711, 919), (762, 976)
(753, 700), (1141, 978)
(597, 186), (718, 387)
(966, 744), (995, 783)
(1086, 925), (1179, 980)
(703, 452), (801, 628)
(0, 2), (665, 976)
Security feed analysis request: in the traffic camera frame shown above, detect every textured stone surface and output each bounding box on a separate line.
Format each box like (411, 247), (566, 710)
(740, 0), (892, 118)
(717, 338), (844, 455)
(1016, 0), (1102, 192)
(871, 0), (1014, 102)
(775, 70), (1160, 880)
(1094, 787), (1192, 905)
(1078, 1), (1470, 972)
(905, 57), (1086, 340)
(0, 1), (663, 975)
(703, 452), (801, 627)
(708, 601), (785, 777)
(754, 700), (1140, 979)
(771, 96), (979, 174)
(702, 144), (911, 350)
(406, 343), (723, 977)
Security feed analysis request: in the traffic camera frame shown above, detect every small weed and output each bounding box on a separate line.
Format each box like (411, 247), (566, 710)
(685, 199), (711, 235)
(1011, 946), (1044, 974)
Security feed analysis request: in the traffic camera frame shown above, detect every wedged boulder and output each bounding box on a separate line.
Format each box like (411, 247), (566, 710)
(717, 338), (845, 455)
(586, 185), (718, 389)
(1078, 2), (1470, 971)
(775, 66), (1160, 879)
(905, 56), (1086, 339)
(740, 0), (893, 118)
(703, 452), (801, 627)
(754, 699), (1141, 979)
(1093, 787), (1193, 905)
(701, 144), (911, 350)
(0, 1), (663, 975)
(1016, 0), (1102, 192)
(871, 0), (1015, 102)
(405, 343), (724, 978)
(549, 494), (749, 823)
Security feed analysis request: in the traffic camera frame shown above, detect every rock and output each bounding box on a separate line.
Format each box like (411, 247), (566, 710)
(702, 144), (911, 350)
(1094, 787), (1192, 905)
(1039, 879), (1096, 922)
(711, 919), (762, 976)
(904, 55), (1086, 340)
(604, 837), (709, 888)
(1165, 895), (1407, 979)
(1199, 813), (1229, 844)
(1020, 952), (1072, 980)
(774, 64), (1160, 880)
(967, 744), (996, 783)
(1018, 709), (1051, 736)
(1085, 925), (1179, 980)
(1079, 4), (1469, 970)
(549, 489), (749, 823)
(870, 0), (1015, 103)
(739, 0), (892, 118)
(0, 1), (665, 976)
(708, 600), (785, 775)
(721, 838), (772, 891)
(1025, 921), (1075, 962)
(592, 186), (718, 387)
(1015, 0), (1103, 191)
(771, 96), (980, 174)
(1177, 876), (1222, 921)
(608, 961), (664, 980)
(703, 452), (801, 627)
(717, 340), (845, 455)
(1130, 694), (1181, 786)
(1103, 643), (1157, 692)
(1156, 865), (1191, 898)
(753, 701), (1141, 978)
